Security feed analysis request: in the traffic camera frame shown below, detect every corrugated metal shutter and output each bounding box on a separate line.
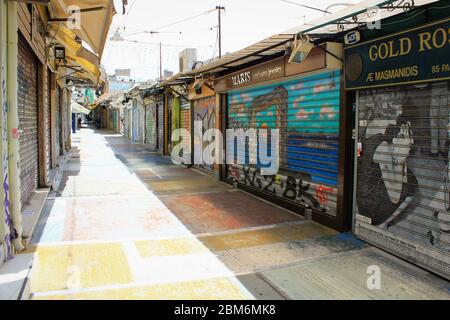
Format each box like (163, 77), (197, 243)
(171, 97), (180, 149)
(355, 81), (450, 280)
(63, 90), (69, 150)
(18, 36), (39, 207)
(157, 100), (164, 152)
(45, 69), (51, 177)
(227, 70), (341, 216)
(55, 87), (61, 157)
(194, 96), (216, 172)
(132, 105), (138, 142)
(145, 104), (156, 149)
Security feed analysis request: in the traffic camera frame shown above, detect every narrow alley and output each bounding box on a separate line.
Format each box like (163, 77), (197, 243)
(23, 128), (450, 300)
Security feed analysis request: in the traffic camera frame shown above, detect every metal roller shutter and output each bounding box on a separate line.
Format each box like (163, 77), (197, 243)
(157, 99), (164, 152)
(45, 69), (51, 177)
(55, 87), (61, 157)
(132, 104), (138, 143)
(145, 104), (156, 149)
(194, 96), (216, 172)
(227, 70), (341, 216)
(63, 90), (69, 150)
(18, 36), (39, 207)
(355, 81), (450, 279)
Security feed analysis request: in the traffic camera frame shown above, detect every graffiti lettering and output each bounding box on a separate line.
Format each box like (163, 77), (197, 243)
(316, 185), (334, 206)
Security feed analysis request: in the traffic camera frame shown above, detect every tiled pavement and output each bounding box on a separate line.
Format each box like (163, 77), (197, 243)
(24, 129), (450, 300)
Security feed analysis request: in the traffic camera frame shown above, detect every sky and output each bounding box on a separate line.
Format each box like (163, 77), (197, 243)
(102, 0), (362, 81)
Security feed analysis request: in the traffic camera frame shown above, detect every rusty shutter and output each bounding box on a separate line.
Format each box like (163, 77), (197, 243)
(355, 81), (450, 280)
(227, 70), (341, 217)
(194, 96), (216, 172)
(18, 35), (39, 207)
(157, 100), (164, 152)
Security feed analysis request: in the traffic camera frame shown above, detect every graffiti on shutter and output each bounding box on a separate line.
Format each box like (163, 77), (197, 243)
(18, 36), (39, 207)
(227, 70), (340, 216)
(355, 81), (450, 279)
(194, 96), (216, 171)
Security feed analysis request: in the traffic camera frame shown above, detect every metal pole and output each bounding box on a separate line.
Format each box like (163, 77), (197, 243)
(159, 42), (163, 81)
(7, 0), (24, 252)
(216, 6), (225, 58)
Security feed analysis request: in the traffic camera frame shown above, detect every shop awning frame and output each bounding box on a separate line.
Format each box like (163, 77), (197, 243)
(288, 0), (438, 36)
(184, 34), (294, 76)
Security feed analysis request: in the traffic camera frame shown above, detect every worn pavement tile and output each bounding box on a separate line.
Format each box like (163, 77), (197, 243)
(32, 277), (252, 300)
(30, 243), (133, 293)
(145, 178), (233, 196)
(199, 222), (336, 251)
(135, 238), (208, 258)
(161, 192), (301, 234)
(260, 247), (450, 300)
(60, 196), (190, 242)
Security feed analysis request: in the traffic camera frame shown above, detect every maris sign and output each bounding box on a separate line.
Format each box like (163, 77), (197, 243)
(345, 18), (450, 90)
(231, 71), (252, 86)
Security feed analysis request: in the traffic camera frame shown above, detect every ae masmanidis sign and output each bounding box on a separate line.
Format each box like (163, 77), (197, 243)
(171, 122), (280, 176)
(345, 17), (450, 90)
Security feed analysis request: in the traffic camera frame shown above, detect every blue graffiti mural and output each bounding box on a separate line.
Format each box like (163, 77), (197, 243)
(228, 71), (340, 187)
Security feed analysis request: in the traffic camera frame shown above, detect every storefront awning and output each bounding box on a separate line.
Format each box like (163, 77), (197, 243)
(184, 33), (294, 76)
(72, 101), (91, 115)
(48, 0), (117, 58)
(50, 24), (100, 83)
(286, 0), (439, 35)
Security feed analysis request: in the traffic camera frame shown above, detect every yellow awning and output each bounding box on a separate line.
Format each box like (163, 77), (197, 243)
(49, 0), (116, 58)
(51, 24), (100, 84)
(71, 101), (91, 115)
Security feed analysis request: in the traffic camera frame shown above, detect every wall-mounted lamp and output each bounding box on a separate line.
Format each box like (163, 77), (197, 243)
(54, 46), (66, 60)
(288, 35), (314, 64)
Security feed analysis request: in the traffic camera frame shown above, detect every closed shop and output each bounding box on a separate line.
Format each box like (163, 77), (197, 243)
(180, 98), (191, 155)
(226, 70), (341, 217)
(55, 86), (62, 157)
(131, 102), (139, 143)
(157, 99), (164, 152)
(124, 107), (130, 138)
(46, 69), (52, 173)
(145, 103), (157, 149)
(345, 18), (450, 279)
(193, 96), (216, 172)
(18, 35), (39, 207)
(215, 48), (349, 230)
(113, 110), (119, 132)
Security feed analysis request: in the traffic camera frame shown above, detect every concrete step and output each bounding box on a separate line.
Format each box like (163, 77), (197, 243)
(0, 253), (34, 300)
(21, 188), (50, 248)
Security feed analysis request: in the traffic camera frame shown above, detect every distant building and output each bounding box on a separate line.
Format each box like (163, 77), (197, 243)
(179, 48), (197, 73)
(163, 69), (174, 80)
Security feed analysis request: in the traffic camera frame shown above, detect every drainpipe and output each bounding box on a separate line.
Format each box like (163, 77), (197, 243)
(0, 0), (7, 260)
(7, 0), (24, 252)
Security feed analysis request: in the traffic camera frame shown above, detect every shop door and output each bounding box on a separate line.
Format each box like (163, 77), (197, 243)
(227, 70), (341, 217)
(46, 69), (52, 171)
(194, 96), (215, 172)
(18, 36), (39, 207)
(145, 104), (157, 149)
(180, 99), (191, 160)
(55, 87), (62, 157)
(132, 106), (138, 142)
(157, 100), (164, 152)
(355, 81), (450, 280)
